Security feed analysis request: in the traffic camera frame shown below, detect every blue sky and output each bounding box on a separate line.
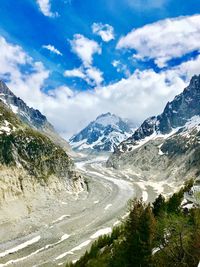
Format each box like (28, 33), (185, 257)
(0, 0), (200, 138)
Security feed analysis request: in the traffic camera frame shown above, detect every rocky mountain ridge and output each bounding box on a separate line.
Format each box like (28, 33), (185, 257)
(0, 80), (71, 152)
(70, 112), (133, 152)
(116, 75), (200, 153)
(0, 83), (85, 221)
(107, 75), (200, 183)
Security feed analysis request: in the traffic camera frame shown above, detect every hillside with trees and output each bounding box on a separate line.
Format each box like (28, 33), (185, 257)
(66, 180), (200, 267)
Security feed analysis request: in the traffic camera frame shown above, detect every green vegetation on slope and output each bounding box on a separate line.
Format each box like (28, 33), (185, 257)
(0, 128), (74, 182)
(0, 100), (75, 184)
(66, 180), (200, 267)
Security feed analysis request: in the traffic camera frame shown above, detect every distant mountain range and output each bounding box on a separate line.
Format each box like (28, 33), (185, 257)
(70, 112), (134, 152)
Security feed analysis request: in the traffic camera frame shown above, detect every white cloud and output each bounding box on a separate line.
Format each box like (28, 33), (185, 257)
(67, 34), (103, 86)
(112, 60), (130, 77)
(112, 60), (120, 68)
(51, 56), (200, 136)
(42, 44), (62, 55)
(85, 66), (103, 86)
(117, 14), (200, 68)
(64, 68), (85, 79)
(1, 36), (200, 140)
(70, 34), (101, 66)
(92, 23), (115, 42)
(48, 86), (74, 98)
(36, 0), (57, 17)
(0, 36), (49, 110)
(54, 55), (200, 138)
(64, 66), (103, 86)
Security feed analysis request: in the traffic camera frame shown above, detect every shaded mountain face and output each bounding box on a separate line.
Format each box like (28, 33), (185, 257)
(0, 80), (70, 152)
(107, 75), (200, 182)
(0, 82), (85, 209)
(116, 75), (200, 153)
(70, 112), (133, 152)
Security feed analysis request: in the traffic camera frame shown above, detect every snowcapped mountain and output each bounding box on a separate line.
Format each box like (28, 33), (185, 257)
(107, 74), (200, 182)
(70, 112), (133, 152)
(0, 80), (52, 130)
(0, 80), (70, 152)
(115, 75), (200, 153)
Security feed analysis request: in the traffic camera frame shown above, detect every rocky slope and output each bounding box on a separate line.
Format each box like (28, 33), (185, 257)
(0, 94), (85, 216)
(70, 112), (133, 152)
(115, 75), (200, 153)
(107, 75), (200, 182)
(0, 80), (71, 152)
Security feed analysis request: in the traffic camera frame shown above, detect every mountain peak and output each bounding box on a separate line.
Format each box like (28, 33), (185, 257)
(96, 112), (112, 121)
(0, 80), (49, 129)
(0, 80), (13, 95)
(0, 80), (71, 152)
(70, 112), (133, 152)
(96, 112), (112, 118)
(95, 112), (120, 127)
(116, 74), (200, 153)
(190, 74), (200, 84)
(186, 74), (200, 93)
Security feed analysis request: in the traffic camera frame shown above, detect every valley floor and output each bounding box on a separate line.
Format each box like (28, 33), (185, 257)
(0, 154), (180, 267)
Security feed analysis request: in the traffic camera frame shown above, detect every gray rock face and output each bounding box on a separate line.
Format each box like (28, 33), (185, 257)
(0, 97), (85, 207)
(117, 75), (200, 153)
(0, 80), (52, 130)
(107, 75), (200, 182)
(107, 120), (200, 183)
(70, 112), (133, 152)
(0, 80), (70, 152)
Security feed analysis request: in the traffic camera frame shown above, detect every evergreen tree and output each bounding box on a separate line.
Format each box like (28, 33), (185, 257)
(152, 194), (166, 217)
(166, 190), (184, 213)
(138, 204), (156, 266)
(122, 199), (156, 267)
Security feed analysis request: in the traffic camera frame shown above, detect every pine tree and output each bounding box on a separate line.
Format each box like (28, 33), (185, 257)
(152, 194), (166, 217)
(122, 199), (156, 267)
(166, 190), (184, 213)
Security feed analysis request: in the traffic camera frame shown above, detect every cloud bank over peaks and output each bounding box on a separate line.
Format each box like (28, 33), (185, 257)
(1, 35), (200, 139)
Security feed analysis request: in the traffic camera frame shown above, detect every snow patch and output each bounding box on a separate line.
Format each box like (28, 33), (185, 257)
(55, 251), (74, 261)
(113, 220), (120, 226)
(0, 120), (12, 134)
(158, 144), (164, 155)
(10, 104), (18, 114)
(142, 191), (148, 202)
(104, 204), (112, 210)
(0, 235), (41, 258)
(60, 234), (70, 241)
(52, 215), (70, 224)
(184, 115), (200, 131)
(55, 240), (91, 260)
(90, 227), (112, 239)
(71, 240), (91, 252)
